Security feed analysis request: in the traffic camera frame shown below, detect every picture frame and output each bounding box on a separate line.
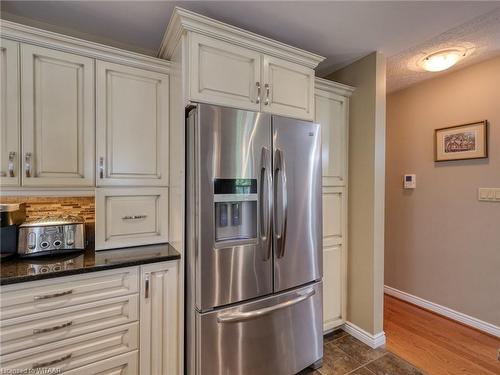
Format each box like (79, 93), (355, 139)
(434, 120), (488, 162)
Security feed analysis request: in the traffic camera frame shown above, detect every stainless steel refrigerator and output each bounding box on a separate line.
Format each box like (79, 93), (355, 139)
(186, 103), (323, 375)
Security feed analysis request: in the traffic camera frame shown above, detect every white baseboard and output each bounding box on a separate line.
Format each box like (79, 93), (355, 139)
(342, 321), (386, 349)
(384, 285), (500, 338)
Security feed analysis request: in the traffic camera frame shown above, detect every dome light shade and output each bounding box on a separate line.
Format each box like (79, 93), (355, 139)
(419, 49), (465, 72)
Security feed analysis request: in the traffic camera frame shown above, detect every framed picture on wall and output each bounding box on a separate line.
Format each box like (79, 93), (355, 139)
(435, 120), (488, 162)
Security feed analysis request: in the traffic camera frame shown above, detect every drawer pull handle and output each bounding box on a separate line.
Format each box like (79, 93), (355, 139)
(122, 215), (147, 220)
(145, 273), (150, 299)
(25, 152), (32, 177)
(99, 156), (104, 179)
(264, 83), (271, 105)
(255, 81), (261, 104)
(33, 353), (72, 369)
(8, 151), (16, 177)
(33, 321), (73, 334)
(34, 289), (73, 300)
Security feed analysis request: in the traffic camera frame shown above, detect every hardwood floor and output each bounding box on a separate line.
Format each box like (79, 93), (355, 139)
(384, 294), (500, 375)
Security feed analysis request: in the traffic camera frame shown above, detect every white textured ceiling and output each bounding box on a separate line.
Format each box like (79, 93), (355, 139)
(1, 1), (500, 91)
(388, 7), (500, 92)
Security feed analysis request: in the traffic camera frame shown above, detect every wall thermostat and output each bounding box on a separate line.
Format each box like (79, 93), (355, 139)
(403, 174), (416, 189)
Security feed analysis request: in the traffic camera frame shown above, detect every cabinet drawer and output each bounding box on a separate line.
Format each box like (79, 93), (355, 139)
(1, 294), (139, 355)
(95, 188), (168, 250)
(64, 350), (138, 375)
(0, 267), (139, 320)
(1, 322), (138, 372)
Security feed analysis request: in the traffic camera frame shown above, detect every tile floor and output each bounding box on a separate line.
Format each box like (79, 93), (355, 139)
(299, 330), (424, 375)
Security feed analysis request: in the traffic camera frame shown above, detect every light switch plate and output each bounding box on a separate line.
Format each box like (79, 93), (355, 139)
(478, 188), (500, 202)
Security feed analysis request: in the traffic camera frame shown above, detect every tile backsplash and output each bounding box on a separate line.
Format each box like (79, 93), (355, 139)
(0, 196), (95, 223)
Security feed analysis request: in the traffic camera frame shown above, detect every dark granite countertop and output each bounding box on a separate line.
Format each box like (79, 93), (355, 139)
(0, 243), (180, 285)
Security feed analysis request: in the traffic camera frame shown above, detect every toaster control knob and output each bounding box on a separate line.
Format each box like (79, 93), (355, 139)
(53, 240), (62, 247)
(27, 232), (36, 249)
(40, 241), (50, 249)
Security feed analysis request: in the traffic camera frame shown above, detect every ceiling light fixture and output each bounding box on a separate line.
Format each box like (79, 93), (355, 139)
(418, 48), (467, 72)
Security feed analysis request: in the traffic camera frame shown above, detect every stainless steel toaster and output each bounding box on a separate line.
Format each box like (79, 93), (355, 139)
(18, 215), (85, 257)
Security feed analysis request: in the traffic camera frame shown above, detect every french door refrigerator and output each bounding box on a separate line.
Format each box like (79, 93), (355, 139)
(186, 103), (323, 375)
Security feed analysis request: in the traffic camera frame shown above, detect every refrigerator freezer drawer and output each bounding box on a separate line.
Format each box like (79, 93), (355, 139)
(196, 282), (323, 375)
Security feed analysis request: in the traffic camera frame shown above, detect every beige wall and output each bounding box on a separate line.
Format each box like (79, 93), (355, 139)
(386, 56), (500, 326)
(328, 52), (386, 335)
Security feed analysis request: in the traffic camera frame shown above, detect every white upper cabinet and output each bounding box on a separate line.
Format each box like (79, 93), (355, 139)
(20, 44), (95, 187)
(160, 8), (324, 121)
(315, 78), (353, 186)
(262, 56), (314, 120)
(0, 39), (20, 187)
(189, 33), (314, 120)
(96, 61), (169, 186)
(189, 33), (261, 112)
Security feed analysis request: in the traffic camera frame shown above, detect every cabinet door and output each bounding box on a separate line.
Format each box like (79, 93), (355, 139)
(0, 39), (20, 187)
(315, 90), (348, 186)
(262, 56), (314, 121)
(96, 61), (169, 186)
(322, 186), (346, 332)
(189, 33), (261, 111)
(323, 244), (342, 331)
(20, 44), (95, 187)
(140, 261), (179, 375)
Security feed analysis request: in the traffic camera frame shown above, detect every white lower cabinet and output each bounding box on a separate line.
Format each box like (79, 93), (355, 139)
(1, 323), (139, 372)
(323, 245), (343, 330)
(0, 262), (179, 374)
(322, 186), (347, 332)
(64, 351), (138, 375)
(139, 261), (179, 375)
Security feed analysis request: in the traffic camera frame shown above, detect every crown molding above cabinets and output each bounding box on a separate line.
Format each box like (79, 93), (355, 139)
(158, 6), (324, 70)
(315, 77), (355, 98)
(1, 20), (171, 74)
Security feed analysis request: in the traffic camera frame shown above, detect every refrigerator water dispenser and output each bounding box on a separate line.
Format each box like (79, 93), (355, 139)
(214, 179), (257, 243)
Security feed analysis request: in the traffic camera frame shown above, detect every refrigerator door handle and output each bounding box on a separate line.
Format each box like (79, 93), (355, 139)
(260, 147), (272, 260)
(217, 288), (315, 323)
(273, 148), (288, 258)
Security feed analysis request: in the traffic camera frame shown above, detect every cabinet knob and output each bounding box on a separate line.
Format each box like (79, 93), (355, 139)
(8, 151), (16, 177)
(25, 152), (32, 177)
(255, 82), (261, 104)
(264, 84), (270, 106)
